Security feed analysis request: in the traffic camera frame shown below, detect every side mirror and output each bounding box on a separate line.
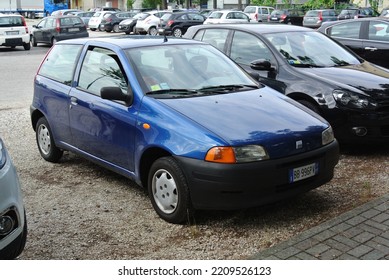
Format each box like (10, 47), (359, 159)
(250, 59), (273, 71)
(101, 86), (133, 105)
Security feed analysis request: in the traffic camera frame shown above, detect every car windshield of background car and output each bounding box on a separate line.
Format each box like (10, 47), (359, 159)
(126, 44), (257, 95)
(264, 31), (360, 67)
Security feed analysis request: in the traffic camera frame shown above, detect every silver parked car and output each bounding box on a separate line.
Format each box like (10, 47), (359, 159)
(303, 9), (338, 28)
(0, 137), (27, 259)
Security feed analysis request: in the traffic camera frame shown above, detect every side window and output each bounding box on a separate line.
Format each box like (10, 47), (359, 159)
(328, 21), (362, 39)
(196, 29), (229, 51)
(46, 17), (55, 28)
(38, 44), (82, 85)
(230, 31), (275, 65)
(78, 48), (128, 96)
(368, 21), (389, 41)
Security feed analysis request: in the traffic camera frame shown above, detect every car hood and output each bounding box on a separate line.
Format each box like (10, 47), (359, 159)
(158, 88), (329, 158)
(296, 62), (389, 100)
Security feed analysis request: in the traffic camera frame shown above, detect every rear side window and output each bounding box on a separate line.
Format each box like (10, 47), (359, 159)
(193, 28), (229, 51)
(327, 21), (362, 39)
(0, 16), (23, 27)
(38, 44), (82, 85)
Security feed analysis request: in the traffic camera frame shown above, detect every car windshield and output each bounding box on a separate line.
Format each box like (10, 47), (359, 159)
(126, 44), (258, 96)
(264, 31), (361, 67)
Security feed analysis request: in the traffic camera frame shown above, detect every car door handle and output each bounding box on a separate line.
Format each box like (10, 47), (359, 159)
(365, 47), (377, 51)
(70, 96), (78, 107)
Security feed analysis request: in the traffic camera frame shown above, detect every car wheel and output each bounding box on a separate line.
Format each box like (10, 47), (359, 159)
(51, 37), (57, 46)
(113, 24), (120, 33)
(148, 157), (193, 224)
(36, 117), (63, 162)
(32, 36), (37, 47)
(23, 42), (31, 50)
(98, 25), (103, 31)
(172, 28), (183, 37)
(298, 100), (321, 115)
(90, 28), (96, 31)
(148, 27), (158, 36)
(0, 213), (27, 260)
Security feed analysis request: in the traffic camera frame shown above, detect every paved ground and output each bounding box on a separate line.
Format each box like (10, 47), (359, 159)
(251, 193), (389, 260)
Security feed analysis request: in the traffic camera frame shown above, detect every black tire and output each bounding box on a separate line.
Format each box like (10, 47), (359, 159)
(148, 26), (157, 36)
(23, 42), (31, 50)
(90, 28), (96, 31)
(113, 24), (120, 33)
(32, 36), (37, 47)
(148, 157), (193, 224)
(51, 37), (57, 46)
(35, 117), (63, 162)
(298, 100), (321, 115)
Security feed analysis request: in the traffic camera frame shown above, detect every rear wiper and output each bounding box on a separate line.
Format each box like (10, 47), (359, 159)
(198, 84), (258, 93)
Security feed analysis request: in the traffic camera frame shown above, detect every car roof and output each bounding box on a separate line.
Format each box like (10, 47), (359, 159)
(56, 35), (206, 49)
(187, 23), (312, 34)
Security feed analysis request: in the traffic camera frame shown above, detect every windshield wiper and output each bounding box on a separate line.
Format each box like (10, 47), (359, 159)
(290, 63), (323, 68)
(146, 88), (198, 96)
(198, 84), (258, 93)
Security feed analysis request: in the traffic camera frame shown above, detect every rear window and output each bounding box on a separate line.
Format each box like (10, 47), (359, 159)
(0, 16), (23, 27)
(59, 17), (83, 26)
(306, 11), (319, 17)
(244, 7), (256, 13)
(160, 13), (173, 21)
(38, 44), (82, 85)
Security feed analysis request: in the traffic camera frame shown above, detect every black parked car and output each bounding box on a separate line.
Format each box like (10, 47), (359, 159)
(100, 11), (137, 32)
(337, 7), (378, 20)
(118, 13), (143, 34)
(318, 17), (389, 68)
(184, 24), (389, 143)
(158, 12), (206, 37)
(31, 15), (89, 46)
(267, 9), (305, 25)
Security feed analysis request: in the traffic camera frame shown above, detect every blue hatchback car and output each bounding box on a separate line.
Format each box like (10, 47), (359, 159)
(30, 36), (339, 223)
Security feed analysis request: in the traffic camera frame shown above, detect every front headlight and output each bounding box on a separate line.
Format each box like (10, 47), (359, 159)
(0, 139), (7, 169)
(322, 126), (335, 146)
(205, 145), (269, 163)
(333, 90), (377, 109)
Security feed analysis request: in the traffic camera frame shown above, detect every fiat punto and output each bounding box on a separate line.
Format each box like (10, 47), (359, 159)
(30, 36), (339, 223)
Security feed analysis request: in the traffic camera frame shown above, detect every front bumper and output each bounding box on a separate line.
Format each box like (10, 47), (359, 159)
(326, 107), (389, 144)
(176, 140), (339, 210)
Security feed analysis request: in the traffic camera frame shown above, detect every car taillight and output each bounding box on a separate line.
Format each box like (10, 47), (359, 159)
(56, 19), (60, 32)
(21, 16), (28, 33)
(167, 20), (174, 26)
(107, 18), (112, 22)
(281, 14), (286, 20)
(318, 12), (323, 21)
(254, 13), (258, 21)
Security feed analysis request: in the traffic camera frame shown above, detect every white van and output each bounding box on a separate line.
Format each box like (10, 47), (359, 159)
(244, 6), (274, 22)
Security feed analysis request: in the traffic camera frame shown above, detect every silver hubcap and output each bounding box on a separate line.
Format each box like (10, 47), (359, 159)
(152, 169), (178, 214)
(37, 124), (51, 155)
(173, 29), (182, 37)
(149, 28), (157, 36)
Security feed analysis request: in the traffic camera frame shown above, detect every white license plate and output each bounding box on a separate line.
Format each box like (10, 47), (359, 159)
(6, 31), (19, 35)
(68, 28), (79, 32)
(289, 162), (319, 183)
(271, 17), (278, 20)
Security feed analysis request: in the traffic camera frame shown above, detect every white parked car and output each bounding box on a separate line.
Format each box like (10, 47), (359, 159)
(0, 137), (27, 259)
(204, 10), (251, 24)
(88, 10), (116, 31)
(0, 14), (31, 50)
(134, 10), (169, 35)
